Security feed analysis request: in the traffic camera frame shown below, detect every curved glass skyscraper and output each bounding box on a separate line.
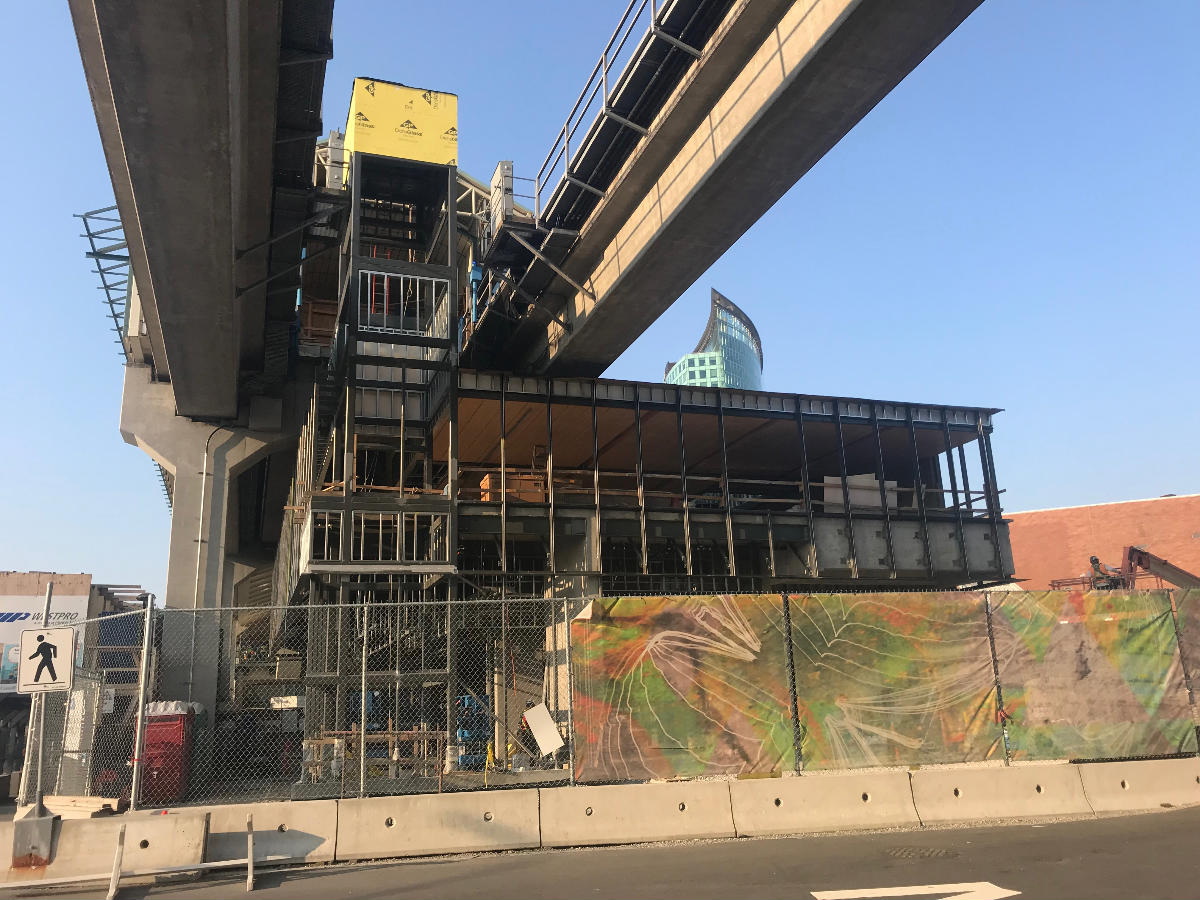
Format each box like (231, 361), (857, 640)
(664, 289), (763, 390)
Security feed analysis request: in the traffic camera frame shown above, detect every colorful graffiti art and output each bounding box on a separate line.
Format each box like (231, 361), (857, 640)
(788, 592), (1002, 769)
(1172, 589), (1200, 697)
(989, 590), (1196, 760)
(570, 594), (794, 782)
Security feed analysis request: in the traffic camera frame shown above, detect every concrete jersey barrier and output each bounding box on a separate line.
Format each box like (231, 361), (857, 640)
(539, 781), (735, 848)
(730, 770), (920, 836)
(198, 799), (338, 864)
(910, 764), (1093, 823)
(335, 789), (541, 860)
(1, 812), (208, 884)
(1077, 757), (1200, 813)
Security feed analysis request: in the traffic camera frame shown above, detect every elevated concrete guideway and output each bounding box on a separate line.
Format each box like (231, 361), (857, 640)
(525, 0), (983, 375)
(71, 0), (334, 419)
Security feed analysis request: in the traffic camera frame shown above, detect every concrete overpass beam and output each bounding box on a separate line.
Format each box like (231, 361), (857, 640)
(119, 366), (303, 710)
(539, 0), (982, 374)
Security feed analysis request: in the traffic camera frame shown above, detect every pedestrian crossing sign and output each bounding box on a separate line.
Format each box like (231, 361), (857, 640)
(17, 628), (74, 694)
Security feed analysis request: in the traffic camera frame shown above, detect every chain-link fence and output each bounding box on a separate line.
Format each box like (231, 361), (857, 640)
(16, 590), (1200, 811)
(17, 608), (147, 808)
(57, 598), (579, 808)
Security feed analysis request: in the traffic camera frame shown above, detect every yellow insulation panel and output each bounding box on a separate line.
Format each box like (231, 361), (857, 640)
(344, 77), (458, 166)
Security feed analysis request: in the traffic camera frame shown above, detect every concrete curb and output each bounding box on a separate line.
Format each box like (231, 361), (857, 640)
(10, 759), (1200, 882)
(198, 799), (338, 864)
(1, 812), (208, 884)
(1077, 757), (1200, 813)
(730, 770), (919, 836)
(539, 781), (736, 848)
(910, 763), (1093, 823)
(334, 789), (541, 861)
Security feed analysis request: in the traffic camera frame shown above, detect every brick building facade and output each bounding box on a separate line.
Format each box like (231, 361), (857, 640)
(1007, 494), (1200, 589)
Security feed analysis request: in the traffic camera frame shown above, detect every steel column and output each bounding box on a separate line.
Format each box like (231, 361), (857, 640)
(716, 397), (737, 578)
(674, 390), (693, 577)
(633, 391), (650, 576)
(793, 402), (819, 578)
(941, 419), (972, 581)
(129, 594), (154, 810)
(546, 382), (557, 580)
(905, 410), (935, 581)
(869, 407), (898, 579)
(780, 593), (804, 773)
(831, 402), (859, 578)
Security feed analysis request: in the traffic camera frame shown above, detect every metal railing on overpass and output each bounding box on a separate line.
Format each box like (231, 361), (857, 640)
(532, 0), (733, 232)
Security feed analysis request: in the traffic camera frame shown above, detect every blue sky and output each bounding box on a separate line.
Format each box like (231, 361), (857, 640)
(1, 1), (1197, 597)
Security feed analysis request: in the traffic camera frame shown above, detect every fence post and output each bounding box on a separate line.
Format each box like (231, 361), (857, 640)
(359, 603), (368, 799)
(1165, 590), (1200, 755)
(129, 597), (155, 810)
(28, 582), (55, 813)
(983, 593), (1012, 764)
(779, 593), (804, 773)
(563, 599), (576, 786)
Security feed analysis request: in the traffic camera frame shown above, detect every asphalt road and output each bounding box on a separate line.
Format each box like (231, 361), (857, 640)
(9, 807), (1199, 900)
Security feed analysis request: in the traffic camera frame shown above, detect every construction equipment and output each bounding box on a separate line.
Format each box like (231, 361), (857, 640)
(1050, 547), (1200, 591)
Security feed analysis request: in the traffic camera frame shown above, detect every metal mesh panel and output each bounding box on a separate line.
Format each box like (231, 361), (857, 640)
(572, 594), (793, 782)
(14, 592), (1200, 813)
(144, 600), (574, 807)
(790, 592), (1002, 769)
(17, 609), (146, 808)
(990, 590), (1197, 761)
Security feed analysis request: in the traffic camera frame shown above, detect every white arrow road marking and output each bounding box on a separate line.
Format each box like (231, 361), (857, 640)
(812, 882), (1020, 900)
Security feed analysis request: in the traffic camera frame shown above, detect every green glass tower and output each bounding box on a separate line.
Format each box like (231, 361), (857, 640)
(664, 289), (763, 389)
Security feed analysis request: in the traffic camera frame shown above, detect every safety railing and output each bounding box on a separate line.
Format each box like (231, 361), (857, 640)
(533, 0), (700, 222)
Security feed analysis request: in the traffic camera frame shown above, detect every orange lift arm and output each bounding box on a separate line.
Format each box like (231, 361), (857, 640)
(1123, 546), (1200, 589)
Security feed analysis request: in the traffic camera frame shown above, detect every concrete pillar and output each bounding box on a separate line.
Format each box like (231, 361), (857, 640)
(118, 366), (302, 770)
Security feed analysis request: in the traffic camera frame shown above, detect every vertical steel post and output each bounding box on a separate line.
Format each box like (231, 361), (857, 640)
(129, 596), (154, 810)
(633, 391), (649, 576)
(831, 402), (859, 579)
(546, 383), (557, 582)
(591, 383), (602, 578)
(359, 599), (368, 798)
(983, 594), (1012, 763)
(941, 419), (971, 582)
(779, 593), (804, 773)
(793, 403), (818, 578)
(957, 443), (974, 514)
(563, 599), (576, 786)
(716, 398), (737, 579)
(905, 408), (935, 581)
(30, 582), (54, 813)
(500, 376), (508, 587)
(978, 421), (1005, 572)
(869, 407), (898, 580)
(674, 390), (693, 578)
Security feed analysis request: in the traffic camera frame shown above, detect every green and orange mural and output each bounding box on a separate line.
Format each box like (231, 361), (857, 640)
(788, 592), (1001, 769)
(571, 594), (794, 782)
(990, 590), (1196, 760)
(569, 590), (1198, 782)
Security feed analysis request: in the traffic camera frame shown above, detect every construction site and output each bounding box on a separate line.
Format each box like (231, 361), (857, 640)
(8, 0), (1200, 890)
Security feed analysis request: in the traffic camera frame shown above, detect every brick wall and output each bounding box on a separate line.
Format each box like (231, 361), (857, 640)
(1007, 495), (1200, 589)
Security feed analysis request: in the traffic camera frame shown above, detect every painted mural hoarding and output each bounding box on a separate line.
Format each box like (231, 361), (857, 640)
(570, 591), (1197, 782)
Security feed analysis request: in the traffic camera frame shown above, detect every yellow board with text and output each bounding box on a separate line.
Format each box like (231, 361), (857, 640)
(344, 77), (458, 166)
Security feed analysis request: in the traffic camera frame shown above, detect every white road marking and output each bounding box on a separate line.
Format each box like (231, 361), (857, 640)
(812, 882), (1020, 900)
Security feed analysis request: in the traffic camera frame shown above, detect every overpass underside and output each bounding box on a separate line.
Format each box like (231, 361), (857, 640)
(463, 0), (984, 375)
